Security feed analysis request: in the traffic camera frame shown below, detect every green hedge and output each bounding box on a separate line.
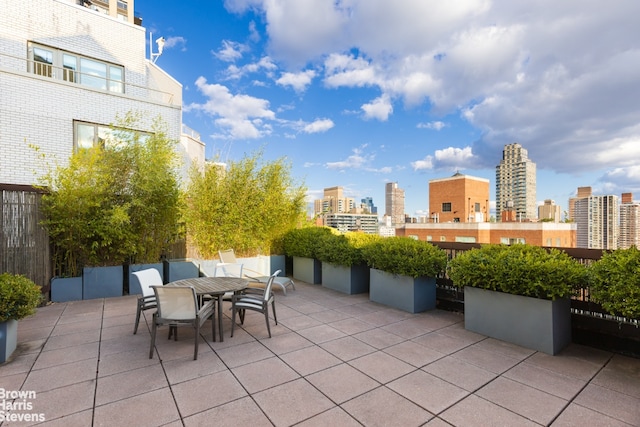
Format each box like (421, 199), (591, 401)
(448, 244), (587, 300)
(361, 236), (447, 278)
(0, 273), (42, 322)
(315, 231), (380, 267)
(589, 247), (640, 318)
(283, 227), (333, 259)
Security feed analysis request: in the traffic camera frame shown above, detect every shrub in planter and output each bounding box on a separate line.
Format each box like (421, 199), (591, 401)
(316, 231), (380, 267)
(0, 273), (42, 323)
(589, 246), (640, 319)
(283, 226), (333, 259)
(361, 236), (447, 278)
(447, 244), (587, 299)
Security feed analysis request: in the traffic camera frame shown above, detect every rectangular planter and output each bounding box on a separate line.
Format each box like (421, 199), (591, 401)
(322, 263), (369, 294)
(0, 320), (18, 363)
(369, 268), (436, 313)
(129, 263), (163, 295)
(167, 260), (200, 282)
(83, 265), (123, 299)
(464, 286), (571, 355)
(293, 256), (322, 284)
(50, 276), (83, 302)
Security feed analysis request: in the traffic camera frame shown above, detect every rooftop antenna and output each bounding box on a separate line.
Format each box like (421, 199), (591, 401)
(150, 32), (165, 63)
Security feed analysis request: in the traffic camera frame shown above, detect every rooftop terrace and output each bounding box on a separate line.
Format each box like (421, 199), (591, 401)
(2, 281), (639, 426)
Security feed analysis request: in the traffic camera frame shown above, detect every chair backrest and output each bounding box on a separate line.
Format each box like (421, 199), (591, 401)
(152, 286), (198, 321)
(132, 268), (163, 297)
(262, 270), (280, 301)
(219, 249), (237, 264)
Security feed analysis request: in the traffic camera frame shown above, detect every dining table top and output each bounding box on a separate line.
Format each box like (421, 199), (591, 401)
(165, 276), (248, 295)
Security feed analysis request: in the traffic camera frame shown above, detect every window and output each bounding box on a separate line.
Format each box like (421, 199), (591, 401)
(29, 43), (124, 93)
(74, 121), (149, 150)
(475, 202), (481, 212)
(442, 202), (452, 212)
(500, 237), (525, 245)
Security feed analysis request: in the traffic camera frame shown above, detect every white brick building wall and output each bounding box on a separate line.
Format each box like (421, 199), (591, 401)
(0, 0), (183, 186)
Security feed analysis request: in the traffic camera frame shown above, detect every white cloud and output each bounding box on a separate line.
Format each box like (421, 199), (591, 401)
(276, 69), (317, 92)
(326, 145), (373, 170)
(303, 118), (334, 133)
(412, 146), (477, 171)
(417, 121), (446, 131)
(163, 36), (187, 51)
(361, 95), (392, 121)
(215, 40), (247, 62)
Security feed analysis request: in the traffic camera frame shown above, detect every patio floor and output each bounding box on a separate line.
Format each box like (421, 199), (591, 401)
(2, 281), (640, 427)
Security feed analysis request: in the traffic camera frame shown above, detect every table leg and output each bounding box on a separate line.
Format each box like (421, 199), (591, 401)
(217, 294), (224, 342)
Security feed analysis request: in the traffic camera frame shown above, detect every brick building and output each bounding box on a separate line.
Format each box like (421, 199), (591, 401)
(429, 173), (490, 223)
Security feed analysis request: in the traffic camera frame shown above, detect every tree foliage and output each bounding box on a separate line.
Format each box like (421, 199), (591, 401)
(39, 113), (183, 276)
(185, 152), (307, 257)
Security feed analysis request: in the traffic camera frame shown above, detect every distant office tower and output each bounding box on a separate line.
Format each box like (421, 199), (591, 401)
(575, 195), (619, 249)
(619, 193), (640, 249)
(496, 143), (537, 222)
(313, 186), (356, 215)
(568, 186), (592, 221)
(538, 199), (562, 222)
(429, 173), (490, 223)
(385, 182), (405, 225)
(361, 197), (378, 215)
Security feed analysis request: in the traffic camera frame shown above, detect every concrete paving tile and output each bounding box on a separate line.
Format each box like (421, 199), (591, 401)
(349, 351), (414, 384)
(334, 302), (383, 317)
(95, 363), (168, 405)
(100, 322), (137, 340)
(172, 370), (247, 417)
(215, 341), (274, 368)
(277, 314), (323, 331)
(35, 409), (93, 427)
(476, 377), (568, 425)
(592, 354), (640, 398)
(163, 351), (228, 384)
(412, 331), (473, 354)
(451, 345), (522, 374)
(384, 341), (446, 368)
(471, 337), (537, 360)
(50, 319), (101, 336)
(352, 328), (405, 349)
(388, 370), (469, 414)
(97, 348), (158, 377)
(328, 317), (376, 335)
(296, 324), (346, 344)
(258, 331), (314, 355)
(101, 333), (153, 358)
(0, 372), (27, 392)
(422, 355), (497, 392)
(381, 317), (442, 339)
(551, 403), (635, 427)
(358, 308), (411, 327)
(24, 358), (98, 392)
(573, 383), (640, 426)
(440, 394), (539, 427)
(309, 308), (353, 323)
(24, 380), (95, 422)
(503, 361), (588, 400)
(253, 378), (335, 427)
(232, 356), (300, 393)
(94, 387), (180, 427)
(306, 363), (379, 404)
(280, 345), (342, 376)
(341, 386), (433, 427)
(32, 342), (99, 369)
(0, 351), (38, 376)
(320, 336), (376, 362)
(296, 406), (362, 427)
(183, 396), (273, 427)
(289, 301), (327, 315)
(16, 327), (53, 342)
(526, 349), (607, 381)
(42, 329), (101, 351)
(436, 322), (486, 343)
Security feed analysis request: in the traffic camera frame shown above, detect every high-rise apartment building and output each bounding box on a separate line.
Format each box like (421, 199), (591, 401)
(575, 195), (619, 249)
(538, 199), (562, 222)
(385, 182), (405, 225)
(361, 197), (377, 215)
(568, 186), (592, 221)
(429, 173), (490, 223)
(619, 193), (640, 249)
(496, 143), (537, 222)
(313, 186), (356, 215)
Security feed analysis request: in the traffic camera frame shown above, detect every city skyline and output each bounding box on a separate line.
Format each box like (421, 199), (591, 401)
(138, 1), (640, 216)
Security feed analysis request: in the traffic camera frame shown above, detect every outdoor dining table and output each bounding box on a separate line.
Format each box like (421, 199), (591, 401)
(164, 276), (248, 342)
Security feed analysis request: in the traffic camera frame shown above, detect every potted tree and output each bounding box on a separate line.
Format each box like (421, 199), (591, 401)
(448, 244), (587, 355)
(0, 273), (42, 363)
(283, 227), (332, 284)
(589, 246), (640, 319)
(316, 231), (378, 294)
(361, 237), (447, 313)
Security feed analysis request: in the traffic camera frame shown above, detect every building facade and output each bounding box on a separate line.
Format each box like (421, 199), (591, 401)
(360, 197), (377, 215)
(385, 182), (405, 225)
(0, 0), (203, 188)
(575, 195), (619, 249)
(496, 143), (537, 222)
(568, 186), (592, 221)
(619, 193), (640, 249)
(538, 199), (562, 222)
(429, 173), (490, 223)
(323, 213), (379, 235)
(313, 186), (356, 215)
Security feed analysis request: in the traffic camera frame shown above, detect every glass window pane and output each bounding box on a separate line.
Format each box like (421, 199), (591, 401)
(33, 47), (53, 77)
(63, 54), (77, 83)
(80, 58), (107, 90)
(76, 123), (95, 149)
(109, 66), (124, 93)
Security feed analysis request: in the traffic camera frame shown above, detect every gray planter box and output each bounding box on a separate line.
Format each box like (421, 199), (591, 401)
(167, 260), (200, 282)
(83, 266), (123, 299)
(293, 257), (321, 284)
(464, 286), (571, 355)
(322, 263), (369, 294)
(129, 263), (163, 295)
(0, 319), (18, 363)
(270, 255), (286, 276)
(369, 268), (436, 313)
(50, 276), (83, 302)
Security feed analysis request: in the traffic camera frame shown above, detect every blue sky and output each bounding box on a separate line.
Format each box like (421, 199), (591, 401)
(137, 0), (640, 218)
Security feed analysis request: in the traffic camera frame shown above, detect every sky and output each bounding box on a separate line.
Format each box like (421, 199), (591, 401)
(137, 0), (640, 218)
